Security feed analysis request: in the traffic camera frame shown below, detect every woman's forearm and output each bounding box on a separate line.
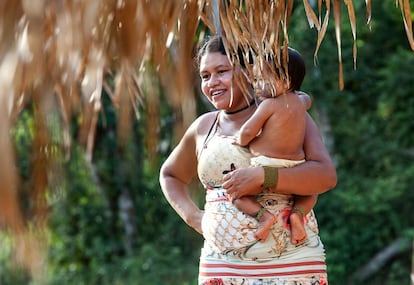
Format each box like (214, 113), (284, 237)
(160, 174), (203, 234)
(223, 114), (337, 198)
(224, 160), (335, 199)
(273, 114), (337, 195)
(273, 160), (336, 195)
(159, 122), (204, 233)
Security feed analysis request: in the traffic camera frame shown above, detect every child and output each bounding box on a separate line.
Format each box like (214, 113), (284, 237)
(233, 48), (317, 245)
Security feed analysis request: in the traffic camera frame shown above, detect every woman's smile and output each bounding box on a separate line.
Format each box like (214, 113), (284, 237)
(210, 88), (228, 102)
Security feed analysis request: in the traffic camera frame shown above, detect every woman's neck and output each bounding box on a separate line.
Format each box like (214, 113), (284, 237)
(224, 98), (256, 115)
(219, 104), (256, 136)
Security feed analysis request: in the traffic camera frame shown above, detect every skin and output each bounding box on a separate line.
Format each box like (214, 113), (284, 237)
(159, 51), (337, 235)
(222, 114), (337, 197)
(234, 91), (312, 243)
(234, 62), (316, 244)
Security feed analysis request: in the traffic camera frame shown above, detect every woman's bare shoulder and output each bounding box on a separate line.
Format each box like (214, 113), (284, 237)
(167, 111), (220, 159)
(192, 111), (220, 135)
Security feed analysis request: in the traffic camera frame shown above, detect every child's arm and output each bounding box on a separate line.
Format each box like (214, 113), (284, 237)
(235, 100), (273, 146)
(296, 91), (312, 110)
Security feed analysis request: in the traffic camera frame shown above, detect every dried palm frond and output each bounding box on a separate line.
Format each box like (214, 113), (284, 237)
(208, 0), (293, 101)
(333, 0), (344, 90)
(345, 0), (357, 69)
(397, 0), (414, 50)
(0, 0), (196, 277)
(0, 0), (413, 278)
(366, 0), (372, 27)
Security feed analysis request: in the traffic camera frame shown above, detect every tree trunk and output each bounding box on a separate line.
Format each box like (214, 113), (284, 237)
(119, 189), (137, 253)
(348, 237), (412, 284)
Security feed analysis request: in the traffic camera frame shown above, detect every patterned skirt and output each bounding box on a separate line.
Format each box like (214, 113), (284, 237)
(198, 239), (328, 285)
(200, 189), (328, 285)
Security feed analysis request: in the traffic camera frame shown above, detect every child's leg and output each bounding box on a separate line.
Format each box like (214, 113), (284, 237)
(290, 194), (318, 245)
(233, 196), (277, 241)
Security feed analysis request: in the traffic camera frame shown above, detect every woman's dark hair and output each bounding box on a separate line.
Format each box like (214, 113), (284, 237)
(196, 35), (252, 68)
(196, 35), (226, 68)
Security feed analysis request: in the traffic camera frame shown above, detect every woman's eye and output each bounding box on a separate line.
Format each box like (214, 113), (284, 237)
(201, 74), (210, 80)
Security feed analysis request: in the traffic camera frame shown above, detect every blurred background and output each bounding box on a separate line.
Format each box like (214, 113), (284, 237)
(0, 1), (413, 285)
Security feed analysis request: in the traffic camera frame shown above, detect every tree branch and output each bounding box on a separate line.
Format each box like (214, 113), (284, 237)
(348, 237), (412, 284)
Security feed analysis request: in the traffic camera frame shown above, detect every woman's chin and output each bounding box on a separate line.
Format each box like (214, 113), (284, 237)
(211, 98), (229, 109)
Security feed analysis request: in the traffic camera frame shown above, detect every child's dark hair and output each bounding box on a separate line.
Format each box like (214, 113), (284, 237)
(286, 48), (306, 91)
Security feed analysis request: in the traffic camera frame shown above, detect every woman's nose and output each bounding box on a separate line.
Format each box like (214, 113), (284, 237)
(207, 73), (220, 87)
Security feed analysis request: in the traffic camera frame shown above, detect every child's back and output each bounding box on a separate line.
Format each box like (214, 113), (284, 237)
(247, 92), (307, 161)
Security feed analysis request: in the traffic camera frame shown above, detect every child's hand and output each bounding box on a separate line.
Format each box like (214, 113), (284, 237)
(229, 132), (250, 147)
(231, 135), (243, 146)
(296, 91), (312, 110)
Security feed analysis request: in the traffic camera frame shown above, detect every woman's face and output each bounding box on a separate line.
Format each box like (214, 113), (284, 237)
(199, 52), (246, 111)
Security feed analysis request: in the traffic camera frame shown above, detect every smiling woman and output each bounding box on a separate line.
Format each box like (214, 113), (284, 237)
(199, 51), (251, 113)
(198, 45), (253, 114)
(159, 35), (336, 285)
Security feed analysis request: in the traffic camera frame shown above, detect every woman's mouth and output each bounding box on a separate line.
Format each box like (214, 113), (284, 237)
(211, 89), (225, 97)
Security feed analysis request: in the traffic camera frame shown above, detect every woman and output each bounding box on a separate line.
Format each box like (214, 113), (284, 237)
(159, 35), (337, 285)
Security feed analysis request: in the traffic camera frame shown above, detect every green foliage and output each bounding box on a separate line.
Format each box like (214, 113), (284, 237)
(44, 141), (201, 285)
(376, 49), (414, 148)
(48, 242), (198, 285)
(44, 93), (202, 284)
(47, 144), (118, 283)
(0, 235), (31, 285)
(291, 2), (414, 284)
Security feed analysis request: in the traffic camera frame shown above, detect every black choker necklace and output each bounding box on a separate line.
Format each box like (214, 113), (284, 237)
(224, 99), (256, 115)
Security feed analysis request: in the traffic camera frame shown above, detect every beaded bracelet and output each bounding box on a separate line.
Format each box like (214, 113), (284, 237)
(255, 207), (267, 221)
(292, 206), (305, 218)
(262, 166), (278, 188)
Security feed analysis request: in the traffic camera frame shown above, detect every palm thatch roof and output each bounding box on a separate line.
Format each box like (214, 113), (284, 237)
(0, 0), (412, 277)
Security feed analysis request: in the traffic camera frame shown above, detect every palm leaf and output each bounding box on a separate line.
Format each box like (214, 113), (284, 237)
(345, 0), (357, 69)
(398, 0), (414, 50)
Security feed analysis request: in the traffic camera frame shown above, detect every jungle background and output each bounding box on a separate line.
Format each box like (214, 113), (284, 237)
(0, 1), (413, 285)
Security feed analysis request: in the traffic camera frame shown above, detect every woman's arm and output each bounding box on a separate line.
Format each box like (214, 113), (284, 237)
(276, 113), (337, 194)
(159, 122), (204, 234)
(223, 113), (337, 198)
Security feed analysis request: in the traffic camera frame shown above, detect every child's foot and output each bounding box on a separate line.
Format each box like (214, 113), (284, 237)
(255, 210), (277, 242)
(289, 212), (307, 245)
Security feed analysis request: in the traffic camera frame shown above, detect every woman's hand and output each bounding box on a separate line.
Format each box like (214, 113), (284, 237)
(222, 166), (264, 199)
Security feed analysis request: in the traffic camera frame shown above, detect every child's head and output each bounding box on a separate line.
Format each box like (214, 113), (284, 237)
(285, 48), (306, 91)
(253, 47), (306, 98)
